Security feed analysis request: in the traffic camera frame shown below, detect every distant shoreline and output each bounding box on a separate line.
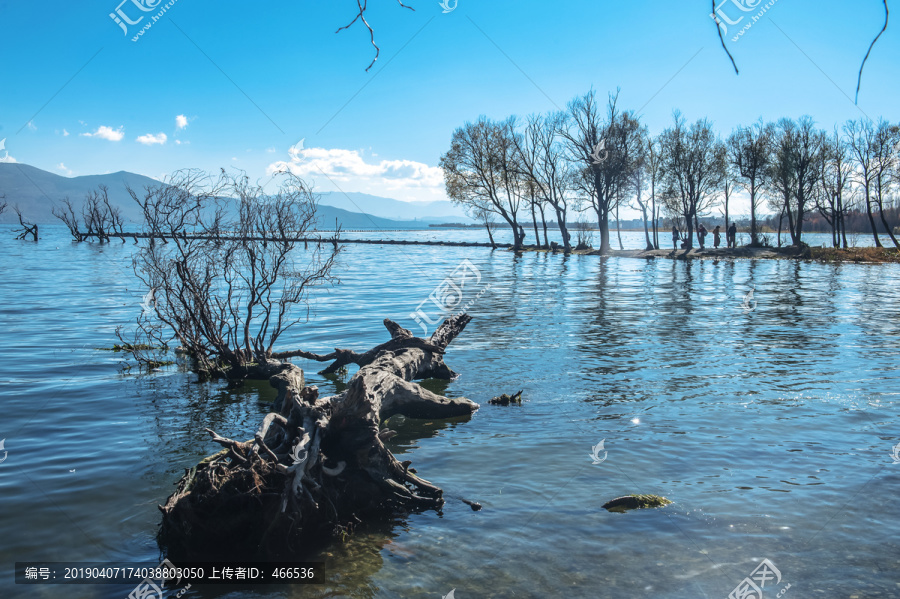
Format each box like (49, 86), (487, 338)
(580, 245), (900, 264)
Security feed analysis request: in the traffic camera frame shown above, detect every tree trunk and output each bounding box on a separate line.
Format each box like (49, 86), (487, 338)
(159, 315), (479, 559)
(485, 223), (496, 249)
(638, 203), (652, 251)
(749, 180), (759, 246)
(539, 204), (550, 249)
(724, 187), (730, 240)
(864, 189), (883, 247)
(878, 206), (900, 248)
(786, 199), (798, 246)
(557, 207), (571, 252)
(683, 211), (695, 249)
(777, 207), (785, 247)
(615, 203), (624, 250)
(597, 210), (611, 254)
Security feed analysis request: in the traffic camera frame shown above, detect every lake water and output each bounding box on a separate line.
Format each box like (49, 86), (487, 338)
(1, 225), (899, 599)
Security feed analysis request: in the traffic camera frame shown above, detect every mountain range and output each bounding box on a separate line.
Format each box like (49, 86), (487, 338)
(0, 164), (471, 229)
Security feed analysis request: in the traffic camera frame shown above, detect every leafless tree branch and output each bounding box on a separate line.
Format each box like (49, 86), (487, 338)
(856, 0), (889, 104)
(712, 0), (739, 75)
(337, 0), (415, 71)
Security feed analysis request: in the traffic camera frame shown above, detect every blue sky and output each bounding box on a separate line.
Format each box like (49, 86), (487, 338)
(1, 0), (897, 209)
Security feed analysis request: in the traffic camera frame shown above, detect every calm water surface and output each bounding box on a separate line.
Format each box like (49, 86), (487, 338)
(1, 225), (899, 599)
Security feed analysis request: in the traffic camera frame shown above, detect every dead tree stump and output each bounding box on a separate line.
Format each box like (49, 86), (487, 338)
(159, 314), (478, 559)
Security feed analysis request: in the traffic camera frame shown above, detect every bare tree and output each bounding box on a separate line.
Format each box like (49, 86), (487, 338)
(0, 195), (7, 217)
(727, 120), (773, 246)
(52, 197), (84, 241)
(573, 217), (593, 250)
(869, 119), (900, 247)
(631, 166), (654, 250)
(53, 186), (127, 242)
(559, 90), (643, 254)
(513, 112), (575, 252)
(767, 117), (825, 247)
(818, 128), (855, 248)
(846, 119), (884, 247)
(719, 176), (734, 242)
(13, 205), (38, 241)
(645, 136), (663, 249)
(658, 113), (726, 249)
(472, 203), (500, 249)
(127, 169), (339, 380)
(441, 117), (526, 250)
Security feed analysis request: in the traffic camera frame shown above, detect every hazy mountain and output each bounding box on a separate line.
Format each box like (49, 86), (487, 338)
(0, 164), (453, 230)
(317, 191), (472, 224)
(0, 163), (158, 224)
(311, 204), (443, 230)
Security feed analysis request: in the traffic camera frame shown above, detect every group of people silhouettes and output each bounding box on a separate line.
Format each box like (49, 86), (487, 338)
(671, 222), (738, 250)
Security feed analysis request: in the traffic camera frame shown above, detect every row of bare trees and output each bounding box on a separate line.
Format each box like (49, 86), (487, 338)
(52, 185), (126, 242)
(442, 90), (900, 252)
(440, 90), (649, 254)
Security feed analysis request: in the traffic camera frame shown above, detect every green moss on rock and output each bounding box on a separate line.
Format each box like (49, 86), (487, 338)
(602, 494), (673, 512)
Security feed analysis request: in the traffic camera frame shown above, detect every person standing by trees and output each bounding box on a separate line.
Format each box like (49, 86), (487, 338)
(672, 225), (679, 249)
(659, 113), (726, 250)
(713, 225), (722, 248)
(727, 121), (773, 247)
(697, 224), (708, 249)
(728, 222), (737, 248)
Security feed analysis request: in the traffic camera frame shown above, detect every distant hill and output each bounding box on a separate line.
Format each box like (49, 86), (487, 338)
(0, 163), (159, 224)
(317, 191), (471, 224)
(0, 164), (457, 229)
(310, 204), (440, 230)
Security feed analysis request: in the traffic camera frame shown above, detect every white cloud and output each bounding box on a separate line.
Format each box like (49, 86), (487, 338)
(176, 114), (189, 130)
(175, 139), (189, 145)
(26, 121), (37, 131)
(81, 126), (125, 141)
(266, 146), (446, 202)
(136, 132), (168, 145)
(266, 147), (277, 153)
(0, 138), (15, 163)
(61, 129), (70, 137)
(56, 163), (74, 175)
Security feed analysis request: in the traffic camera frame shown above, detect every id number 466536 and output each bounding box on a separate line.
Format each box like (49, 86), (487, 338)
(271, 567), (314, 579)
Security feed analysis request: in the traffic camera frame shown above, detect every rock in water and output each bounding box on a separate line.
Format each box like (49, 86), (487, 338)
(602, 494), (672, 513)
(489, 390), (523, 406)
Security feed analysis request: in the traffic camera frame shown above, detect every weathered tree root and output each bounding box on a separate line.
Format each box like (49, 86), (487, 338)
(159, 314), (479, 559)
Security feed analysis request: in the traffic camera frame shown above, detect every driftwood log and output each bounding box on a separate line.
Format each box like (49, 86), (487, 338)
(159, 314), (479, 558)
